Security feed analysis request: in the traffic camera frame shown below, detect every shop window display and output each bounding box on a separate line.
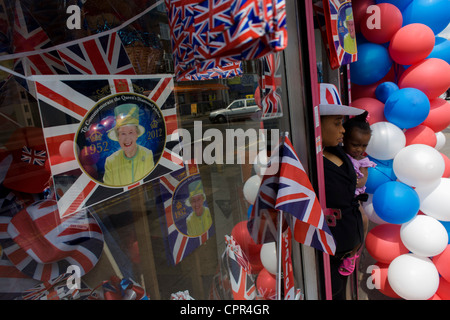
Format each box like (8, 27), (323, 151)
(0, 0), (322, 301)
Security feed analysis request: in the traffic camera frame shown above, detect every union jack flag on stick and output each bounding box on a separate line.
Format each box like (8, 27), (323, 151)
(248, 133), (336, 255)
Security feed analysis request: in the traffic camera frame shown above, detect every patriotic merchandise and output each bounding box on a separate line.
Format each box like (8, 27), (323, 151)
(313, 0), (357, 69)
(223, 235), (256, 300)
(248, 134), (336, 255)
(12, 0), (68, 95)
(0, 199), (104, 282)
(165, 0), (287, 81)
(3, 127), (51, 194)
(57, 32), (136, 76)
(90, 276), (148, 300)
(156, 163), (214, 265)
(258, 52), (283, 119)
(19, 272), (95, 300)
(36, 75), (183, 218)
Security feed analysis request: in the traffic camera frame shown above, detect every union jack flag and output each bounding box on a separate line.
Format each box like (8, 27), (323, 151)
(164, 0), (287, 81)
(223, 235), (256, 300)
(157, 163), (214, 265)
(248, 134), (336, 255)
(12, 0), (67, 84)
(57, 33), (136, 75)
(20, 146), (46, 166)
(259, 52), (282, 119)
(1, 199), (104, 282)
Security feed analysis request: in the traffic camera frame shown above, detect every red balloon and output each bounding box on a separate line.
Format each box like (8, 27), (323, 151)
(436, 277), (450, 300)
(433, 245), (450, 282)
(404, 125), (437, 147)
(256, 268), (277, 300)
(352, 0), (375, 33)
(441, 153), (450, 178)
(389, 23), (435, 66)
(351, 97), (386, 125)
(365, 224), (409, 264)
(372, 262), (401, 299)
(231, 221), (263, 273)
(360, 3), (402, 44)
(422, 98), (450, 133)
(398, 58), (450, 100)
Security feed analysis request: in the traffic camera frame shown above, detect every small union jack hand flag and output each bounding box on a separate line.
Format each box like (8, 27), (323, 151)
(248, 133), (336, 255)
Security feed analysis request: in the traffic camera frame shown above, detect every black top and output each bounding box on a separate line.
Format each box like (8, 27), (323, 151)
(323, 145), (364, 255)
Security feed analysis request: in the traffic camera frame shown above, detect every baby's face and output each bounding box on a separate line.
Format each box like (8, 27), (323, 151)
(344, 128), (371, 159)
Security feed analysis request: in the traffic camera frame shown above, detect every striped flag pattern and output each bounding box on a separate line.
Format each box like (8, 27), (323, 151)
(164, 0), (287, 81)
(224, 235), (256, 300)
(57, 32), (136, 75)
(248, 134), (336, 255)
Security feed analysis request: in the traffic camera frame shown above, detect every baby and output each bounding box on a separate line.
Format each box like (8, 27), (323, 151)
(343, 111), (376, 196)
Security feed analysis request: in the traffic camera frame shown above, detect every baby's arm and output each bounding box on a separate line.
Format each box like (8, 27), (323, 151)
(356, 166), (369, 188)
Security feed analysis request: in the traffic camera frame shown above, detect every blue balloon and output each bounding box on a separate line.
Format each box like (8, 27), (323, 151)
(384, 88), (430, 129)
(365, 157), (397, 194)
(350, 43), (392, 86)
(375, 0), (413, 11)
(428, 37), (450, 65)
(375, 82), (399, 103)
(402, 0), (450, 35)
(439, 220), (450, 244)
(373, 181), (420, 224)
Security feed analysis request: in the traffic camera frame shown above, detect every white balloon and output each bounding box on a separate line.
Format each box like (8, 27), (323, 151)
(362, 194), (387, 224)
(366, 122), (406, 160)
(260, 242), (277, 275)
(400, 215), (448, 257)
(253, 150), (269, 176)
(393, 144), (445, 187)
(435, 131), (446, 151)
(243, 175), (262, 205)
(388, 253), (439, 300)
(415, 178), (450, 221)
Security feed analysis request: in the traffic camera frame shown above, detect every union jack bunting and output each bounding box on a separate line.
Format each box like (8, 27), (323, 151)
(1, 199), (104, 282)
(156, 163), (214, 265)
(57, 32), (136, 75)
(258, 52), (282, 119)
(20, 146), (46, 166)
(248, 134), (336, 255)
(35, 75), (183, 218)
(224, 235), (256, 300)
(164, 0), (287, 81)
(92, 276), (148, 300)
(12, 0), (67, 94)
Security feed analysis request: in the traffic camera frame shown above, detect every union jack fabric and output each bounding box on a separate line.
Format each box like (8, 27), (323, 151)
(1, 199), (104, 282)
(258, 52), (282, 119)
(57, 32), (136, 75)
(12, 0), (67, 94)
(20, 146), (46, 166)
(35, 75), (183, 218)
(20, 272), (94, 300)
(164, 0), (287, 81)
(224, 235), (256, 300)
(248, 134), (336, 255)
(91, 276), (148, 300)
(157, 163), (214, 265)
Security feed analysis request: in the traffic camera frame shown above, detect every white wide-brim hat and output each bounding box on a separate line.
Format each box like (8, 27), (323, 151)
(319, 83), (364, 116)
